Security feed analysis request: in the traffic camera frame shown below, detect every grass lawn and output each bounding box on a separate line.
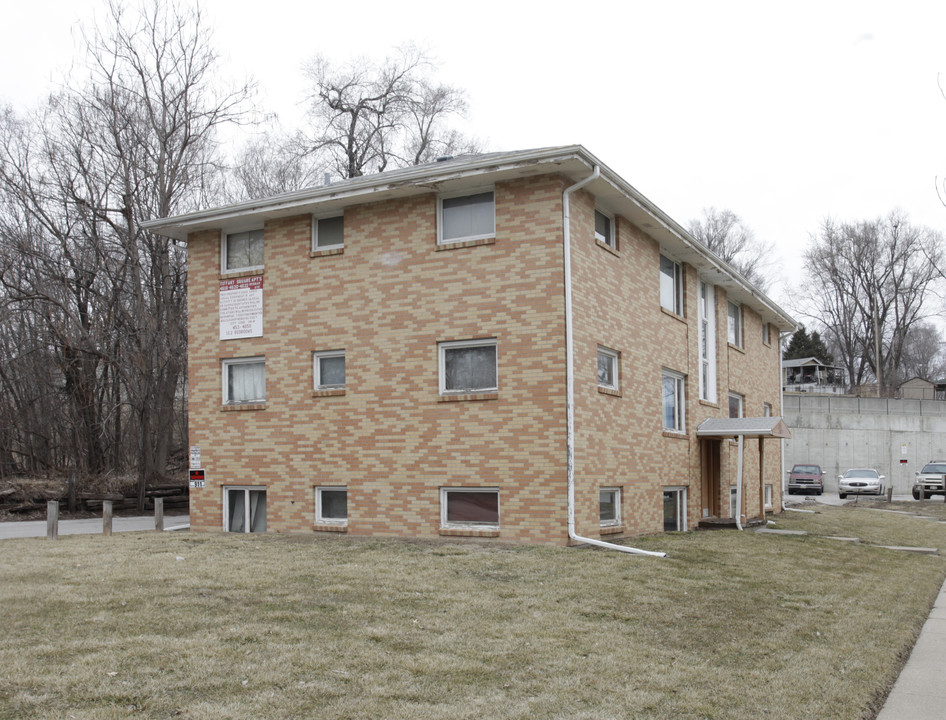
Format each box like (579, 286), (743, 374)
(2, 504), (945, 720)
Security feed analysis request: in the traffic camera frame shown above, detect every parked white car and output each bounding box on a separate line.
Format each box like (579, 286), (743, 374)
(838, 468), (885, 499)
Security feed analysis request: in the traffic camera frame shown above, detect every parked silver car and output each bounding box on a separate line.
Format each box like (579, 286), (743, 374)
(838, 468), (885, 499)
(913, 462), (946, 499)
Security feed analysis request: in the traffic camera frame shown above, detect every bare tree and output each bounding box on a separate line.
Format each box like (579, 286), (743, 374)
(302, 46), (476, 179)
(228, 129), (324, 200)
(688, 207), (774, 290)
(898, 322), (946, 384)
(803, 212), (943, 395)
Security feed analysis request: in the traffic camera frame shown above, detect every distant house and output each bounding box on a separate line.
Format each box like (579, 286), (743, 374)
(899, 377), (946, 401)
(143, 145), (794, 545)
(782, 357), (847, 395)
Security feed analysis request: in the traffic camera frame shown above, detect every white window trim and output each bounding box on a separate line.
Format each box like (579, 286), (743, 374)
(437, 188), (496, 245)
(728, 301), (743, 347)
(664, 486), (688, 532)
(764, 484), (773, 510)
(312, 214), (344, 251)
(313, 350), (346, 390)
(440, 487), (500, 529)
(762, 322), (771, 345)
(600, 486), (622, 527)
(662, 369), (686, 432)
(222, 356), (265, 405)
(659, 254), (684, 315)
(597, 346), (620, 391)
(220, 229), (264, 273)
(594, 208), (616, 249)
(222, 486), (266, 533)
(699, 281), (717, 403)
(438, 338), (498, 395)
(315, 486), (348, 526)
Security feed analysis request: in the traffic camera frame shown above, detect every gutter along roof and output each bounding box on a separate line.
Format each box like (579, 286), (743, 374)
(142, 144), (796, 331)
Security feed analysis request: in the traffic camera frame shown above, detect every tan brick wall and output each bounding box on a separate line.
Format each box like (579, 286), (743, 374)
(568, 190), (784, 539)
(187, 176), (571, 542)
(186, 171), (784, 543)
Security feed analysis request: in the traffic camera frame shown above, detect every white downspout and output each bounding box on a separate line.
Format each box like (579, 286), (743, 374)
(735, 434), (744, 531)
(563, 167), (666, 558)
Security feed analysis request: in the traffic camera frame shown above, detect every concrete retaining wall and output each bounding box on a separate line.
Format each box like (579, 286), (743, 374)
(782, 395), (946, 494)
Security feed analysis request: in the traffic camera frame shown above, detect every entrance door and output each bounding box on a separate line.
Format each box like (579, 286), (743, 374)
(701, 439), (721, 518)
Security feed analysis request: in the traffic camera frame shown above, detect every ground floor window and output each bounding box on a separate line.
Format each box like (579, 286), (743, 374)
(440, 488), (499, 529)
(225, 487), (266, 533)
(764, 484), (773, 509)
(600, 487), (621, 527)
(316, 486), (348, 525)
(664, 487), (687, 531)
(730, 486), (738, 519)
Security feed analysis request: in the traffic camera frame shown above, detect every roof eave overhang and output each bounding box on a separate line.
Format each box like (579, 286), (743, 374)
(696, 417), (792, 439)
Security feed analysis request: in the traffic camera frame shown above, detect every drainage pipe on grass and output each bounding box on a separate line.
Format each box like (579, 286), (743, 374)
(563, 166), (666, 558)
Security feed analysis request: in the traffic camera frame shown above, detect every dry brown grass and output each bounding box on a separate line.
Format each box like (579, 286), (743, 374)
(1, 504), (945, 719)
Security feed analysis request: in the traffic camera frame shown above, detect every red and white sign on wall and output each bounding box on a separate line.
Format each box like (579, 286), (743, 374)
(219, 275), (263, 340)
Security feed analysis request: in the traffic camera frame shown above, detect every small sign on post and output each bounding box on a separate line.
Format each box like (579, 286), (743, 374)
(189, 446), (201, 470)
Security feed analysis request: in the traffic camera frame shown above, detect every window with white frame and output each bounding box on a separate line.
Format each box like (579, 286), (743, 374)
(662, 370), (686, 432)
(762, 322), (771, 345)
(597, 346), (619, 391)
(222, 229), (264, 272)
(594, 209), (615, 249)
(440, 488), (499, 529)
(730, 486), (738, 519)
(659, 254), (683, 315)
(439, 339), (497, 394)
(600, 487), (621, 527)
(316, 486), (348, 525)
(314, 350), (346, 389)
(763, 402), (772, 417)
(222, 357), (265, 405)
(729, 391), (744, 418)
(312, 215), (344, 251)
(224, 487), (266, 533)
(727, 301), (743, 347)
(699, 281), (717, 402)
(764, 484), (773, 509)
(438, 190), (495, 244)
(663, 488), (687, 531)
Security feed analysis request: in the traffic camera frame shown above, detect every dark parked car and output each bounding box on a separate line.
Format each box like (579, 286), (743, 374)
(787, 464), (825, 495)
(913, 461), (946, 500)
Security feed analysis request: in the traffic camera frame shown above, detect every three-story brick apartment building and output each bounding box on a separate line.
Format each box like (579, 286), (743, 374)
(143, 145), (794, 546)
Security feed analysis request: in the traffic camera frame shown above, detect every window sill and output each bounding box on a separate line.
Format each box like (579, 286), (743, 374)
(439, 527), (500, 538)
(313, 523), (348, 533)
(219, 269), (264, 280)
(221, 403), (266, 412)
(595, 239), (620, 256)
(310, 247), (344, 258)
(438, 392), (499, 403)
(436, 236), (496, 251)
(662, 430), (688, 439)
(312, 388), (346, 398)
(699, 399), (720, 409)
(728, 342), (746, 354)
(600, 525), (624, 536)
(598, 386), (622, 397)
(660, 306), (686, 322)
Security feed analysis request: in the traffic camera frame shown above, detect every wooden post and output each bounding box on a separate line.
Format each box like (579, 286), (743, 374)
(154, 497), (164, 532)
(103, 500), (113, 536)
(46, 500), (59, 540)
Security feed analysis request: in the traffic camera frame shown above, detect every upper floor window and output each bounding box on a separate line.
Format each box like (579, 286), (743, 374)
(223, 229), (264, 272)
(594, 209), (615, 249)
(727, 301), (743, 347)
(659, 254), (683, 315)
(314, 350), (346, 390)
(699, 281), (717, 403)
(597, 346), (619, 391)
(223, 357), (265, 405)
(438, 190), (495, 244)
(729, 391), (744, 418)
(439, 338), (497, 394)
(763, 402), (772, 417)
(662, 369), (686, 432)
(313, 215), (344, 251)
(762, 322), (771, 345)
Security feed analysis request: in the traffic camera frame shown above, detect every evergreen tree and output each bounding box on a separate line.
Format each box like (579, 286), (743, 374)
(784, 326), (834, 363)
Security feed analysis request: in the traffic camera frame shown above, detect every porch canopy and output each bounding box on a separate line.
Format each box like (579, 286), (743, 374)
(696, 417), (792, 530)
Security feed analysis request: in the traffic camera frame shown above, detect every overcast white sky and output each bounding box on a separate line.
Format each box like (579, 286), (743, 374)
(3, 0), (946, 319)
